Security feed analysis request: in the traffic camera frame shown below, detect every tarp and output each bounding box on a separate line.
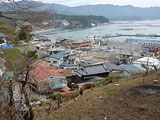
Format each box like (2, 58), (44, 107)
(1, 45), (13, 49)
(133, 57), (160, 66)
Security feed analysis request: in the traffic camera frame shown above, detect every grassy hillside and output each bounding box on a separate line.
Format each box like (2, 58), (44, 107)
(34, 71), (160, 120)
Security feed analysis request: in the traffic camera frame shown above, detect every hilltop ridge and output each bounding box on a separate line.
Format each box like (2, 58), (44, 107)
(42, 3), (160, 20)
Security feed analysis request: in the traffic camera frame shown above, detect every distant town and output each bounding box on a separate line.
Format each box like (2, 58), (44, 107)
(1, 30), (160, 94)
(0, 1), (160, 120)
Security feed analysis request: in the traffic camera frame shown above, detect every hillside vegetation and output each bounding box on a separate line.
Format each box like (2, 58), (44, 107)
(51, 14), (109, 29)
(0, 23), (32, 44)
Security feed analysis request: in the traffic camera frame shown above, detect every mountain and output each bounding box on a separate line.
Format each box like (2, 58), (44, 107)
(2, 2), (160, 21)
(0, 3), (109, 30)
(2, 1), (160, 28)
(52, 14), (109, 29)
(43, 4), (160, 21)
(0, 1), (160, 20)
(0, 2), (109, 30)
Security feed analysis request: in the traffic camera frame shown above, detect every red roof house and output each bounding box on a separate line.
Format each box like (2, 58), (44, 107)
(29, 66), (74, 94)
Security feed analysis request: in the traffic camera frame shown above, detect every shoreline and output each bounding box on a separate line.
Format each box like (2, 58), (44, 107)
(32, 22), (111, 35)
(32, 19), (160, 34)
(32, 20), (160, 41)
(32, 28), (58, 34)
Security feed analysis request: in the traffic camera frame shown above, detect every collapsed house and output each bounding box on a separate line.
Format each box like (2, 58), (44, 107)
(29, 66), (73, 94)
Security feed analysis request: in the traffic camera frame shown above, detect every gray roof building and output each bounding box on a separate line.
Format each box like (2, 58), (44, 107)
(119, 50), (133, 56)
(103, 62), (123, 72)
(76, 62), (123, 78)
(120, 64), (145, 77)
(50, 51), (70, 60)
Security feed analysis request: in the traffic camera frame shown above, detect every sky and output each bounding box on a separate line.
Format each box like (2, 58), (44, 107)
(37, 0), (160, 7)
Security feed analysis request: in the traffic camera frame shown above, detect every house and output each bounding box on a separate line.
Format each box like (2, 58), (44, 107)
(45, 51), (70, 67)
(143, 51), (154, 56)
(86, 34), (102, 42)
(120, 64), (145, 77)
(142, 46), (160, 57)
(29, 66), (74, 94)
(119, 50), (133, 57)
(37, 76), (67, 94)
(32, 36), (51, 43)
(45, 51), (78, 69)
(59, 57), (78, 69)
(119, 50), (133, 64)
(31, 36), (52, 50)
(119, 50), (133, 58)
(56, 38), (67, 45)
(75, 62), (123, 81)
(72, 41), (91, 49)
(47, 44), (65, 55)
(126, 38), (160, 47)
(103, 62), (123, 72)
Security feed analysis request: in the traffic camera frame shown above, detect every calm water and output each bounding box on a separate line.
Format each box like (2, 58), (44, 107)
(35, 20), (160, 41)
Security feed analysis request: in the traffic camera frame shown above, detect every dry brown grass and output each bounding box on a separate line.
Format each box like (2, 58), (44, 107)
(34, 71), (160, 120)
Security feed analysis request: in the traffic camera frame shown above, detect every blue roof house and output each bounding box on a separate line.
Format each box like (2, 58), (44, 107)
(45, 51), (78, 69)
(45, 51), (69, 67)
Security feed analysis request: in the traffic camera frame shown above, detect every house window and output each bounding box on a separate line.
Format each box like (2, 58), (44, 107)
(53, 61), (57, 64)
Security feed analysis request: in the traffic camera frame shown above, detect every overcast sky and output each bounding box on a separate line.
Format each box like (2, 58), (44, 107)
(37, 0), (160, 7)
